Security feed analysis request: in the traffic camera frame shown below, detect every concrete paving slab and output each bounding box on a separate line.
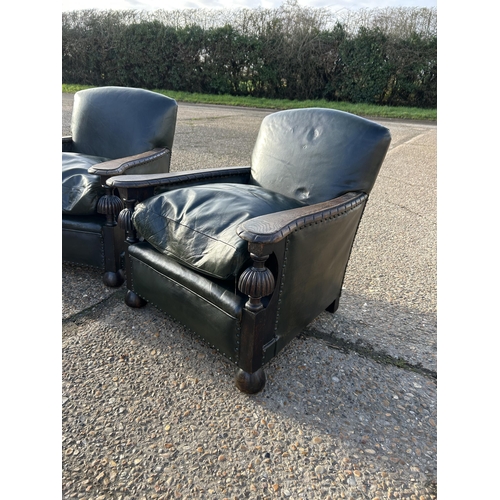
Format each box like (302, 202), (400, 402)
(63, 288), (437, 499)
(62, 94), (437, 499)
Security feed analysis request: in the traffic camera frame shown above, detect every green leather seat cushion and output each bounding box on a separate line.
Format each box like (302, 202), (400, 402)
(132, 183), (305, 280)
(62, 152), (110, 215)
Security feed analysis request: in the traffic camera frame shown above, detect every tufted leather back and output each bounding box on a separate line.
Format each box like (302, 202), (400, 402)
(250, 108), (391, 205)
(71, 86), (178, 160)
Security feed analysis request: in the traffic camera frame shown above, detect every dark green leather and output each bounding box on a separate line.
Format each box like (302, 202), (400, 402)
(62, 87), (178, 279)
(111, 108), (392, 385)
(63, 87), (178, 216)
(132, 183), (304, 279)
(62, 215), (106, 268)
(62, 214), (105, 233)
(128, 242), (245, 362)
(250, 108), (391, 204)
(62, 152), (110, 215)
(71, 86), (177, 159)
(272, 195), (367, 355)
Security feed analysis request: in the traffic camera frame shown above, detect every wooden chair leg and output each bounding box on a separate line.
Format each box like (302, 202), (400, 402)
(125, 290), (147, 308)
(99, 187), (124, 288)
(103, 271), (124, 288)
(326, 297), (340, 313)
(235, 368), (266, 394)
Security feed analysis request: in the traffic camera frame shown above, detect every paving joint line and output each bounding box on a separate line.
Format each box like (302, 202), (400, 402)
(302, 328), (437, 381)
(62, 290), (437, 382)
(62, 289), (125, 326)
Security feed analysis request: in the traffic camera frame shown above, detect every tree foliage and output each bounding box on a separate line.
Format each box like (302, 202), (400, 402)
(62, 2), (437, 108)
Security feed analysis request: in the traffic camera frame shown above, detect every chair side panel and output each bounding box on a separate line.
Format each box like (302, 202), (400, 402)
(273, 199), (367, 354)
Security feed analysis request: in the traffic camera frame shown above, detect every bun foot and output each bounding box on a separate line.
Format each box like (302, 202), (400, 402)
(125, 290), (147, 308)
(103, 271), (124, 288)
(235, 368), (266, 394)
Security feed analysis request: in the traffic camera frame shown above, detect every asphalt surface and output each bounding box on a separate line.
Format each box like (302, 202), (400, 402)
(62, 93), (437, 499)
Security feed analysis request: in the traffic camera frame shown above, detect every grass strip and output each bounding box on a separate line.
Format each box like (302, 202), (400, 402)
(63, 84), (436, 121)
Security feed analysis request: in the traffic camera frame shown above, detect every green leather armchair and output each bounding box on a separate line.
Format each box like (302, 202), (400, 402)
(108, 108), (391, 393)
(62, 86), (178, 286)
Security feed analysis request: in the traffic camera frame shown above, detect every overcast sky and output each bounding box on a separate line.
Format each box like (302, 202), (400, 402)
(62, 0), (437, 12)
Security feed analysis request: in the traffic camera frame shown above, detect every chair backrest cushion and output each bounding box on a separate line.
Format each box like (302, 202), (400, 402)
(250, 108), (391, 205)
(71, 86), (178, 160)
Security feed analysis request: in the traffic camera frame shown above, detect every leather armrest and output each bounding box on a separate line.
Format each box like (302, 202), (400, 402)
(88, 147), (171, 176)
(106, 166), (252, 190)
(237, 192), (367, 245)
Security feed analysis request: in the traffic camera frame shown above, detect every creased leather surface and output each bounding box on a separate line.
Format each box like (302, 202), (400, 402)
(250, 108), (391, 204)
(71, 87), (178, 160)
(129, 242), (244, 317)
(132, 183), (304, 279)
(63, 88), (178, 216)
(62, 152), (109, 215)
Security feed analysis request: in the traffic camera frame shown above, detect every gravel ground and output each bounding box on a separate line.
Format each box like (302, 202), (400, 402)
(62, 95), (437, 499)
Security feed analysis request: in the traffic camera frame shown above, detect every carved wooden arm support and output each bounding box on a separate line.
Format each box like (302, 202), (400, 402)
(238, 250), (275, 312)
(116, 198), (139, 244)
(236, 192), (367, 311)
(97, 186), (124, 227)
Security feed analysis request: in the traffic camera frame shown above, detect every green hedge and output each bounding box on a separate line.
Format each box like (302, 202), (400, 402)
(62, 4), (437, 108)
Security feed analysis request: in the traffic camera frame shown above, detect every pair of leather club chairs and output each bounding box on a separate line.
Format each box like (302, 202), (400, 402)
(62, 86), (391, 393)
